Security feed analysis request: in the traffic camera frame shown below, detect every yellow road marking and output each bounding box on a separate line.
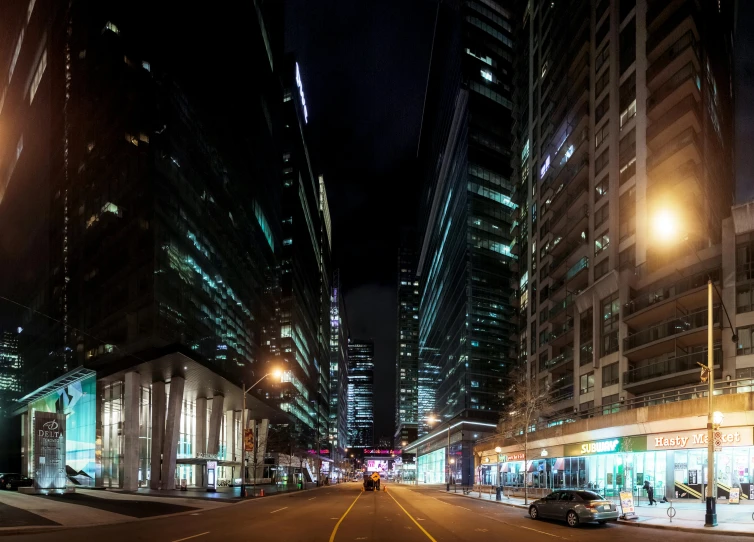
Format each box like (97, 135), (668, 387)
(171, 533), (209, 542)
(329, 491), (363, 542)
(386, 489), (438, 542)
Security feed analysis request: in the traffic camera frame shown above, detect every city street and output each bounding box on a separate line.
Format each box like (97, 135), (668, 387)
(3, 483), (753, 542)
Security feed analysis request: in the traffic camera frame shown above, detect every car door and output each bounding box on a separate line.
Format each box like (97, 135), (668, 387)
(540, 492), (562, 518)
(557, 491), (576, 519)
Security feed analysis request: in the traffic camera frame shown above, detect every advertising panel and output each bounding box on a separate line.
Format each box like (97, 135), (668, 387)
(29, 374), (96, 487)
(366, 460), (388, 473)
(33, 412), (67, 490)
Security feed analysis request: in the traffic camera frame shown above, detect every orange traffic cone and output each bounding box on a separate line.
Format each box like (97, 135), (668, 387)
(260, 489), (265, 496)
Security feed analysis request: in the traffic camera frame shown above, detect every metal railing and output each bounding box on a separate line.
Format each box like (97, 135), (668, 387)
(476, 376), (754, 447)
(549, 292), (577, 319)
(624, 348), (722, 385)
(623, 305), (719, 351)
(624, 268), (719, 315)
(541, 348), (574, 372)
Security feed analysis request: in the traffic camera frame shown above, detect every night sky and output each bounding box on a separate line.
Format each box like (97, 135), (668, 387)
(285, 0), (436, 441)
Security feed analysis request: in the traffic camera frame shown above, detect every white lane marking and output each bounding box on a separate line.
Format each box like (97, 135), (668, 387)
(270, 507), (289, 514)
(330, 517), (339, 519)
(308, 497), (316, 500)
(171, 533), (209, 542)
(482, 515), (565, 539)
(190, 513), (201, 516)
(457, 506), (472, 511)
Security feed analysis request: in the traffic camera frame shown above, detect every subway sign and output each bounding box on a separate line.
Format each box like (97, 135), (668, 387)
(564, 436), (647, 457)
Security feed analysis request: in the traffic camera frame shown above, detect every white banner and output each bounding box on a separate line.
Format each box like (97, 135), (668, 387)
(647, 427), (753, 451)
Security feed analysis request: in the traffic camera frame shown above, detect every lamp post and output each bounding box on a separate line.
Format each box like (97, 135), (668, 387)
(240, 369), (282, 498)
(653, 209), (738, 527)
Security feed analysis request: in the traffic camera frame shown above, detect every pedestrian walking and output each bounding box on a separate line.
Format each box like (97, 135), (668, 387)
(643, 480), (657, 505)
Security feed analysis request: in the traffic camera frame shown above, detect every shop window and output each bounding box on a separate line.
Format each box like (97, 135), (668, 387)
(601, 292), (620, 356)
(603, 362), (620, 386)
(580, 372), (595, 393)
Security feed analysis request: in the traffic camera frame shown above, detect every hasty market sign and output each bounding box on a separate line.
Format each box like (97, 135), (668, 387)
(647, 427), (753, 450)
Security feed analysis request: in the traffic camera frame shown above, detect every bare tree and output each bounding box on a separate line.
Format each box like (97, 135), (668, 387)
(496, 367), (551, 505)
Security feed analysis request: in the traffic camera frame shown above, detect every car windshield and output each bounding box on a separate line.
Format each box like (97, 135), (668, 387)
(574, 491), (603, 501)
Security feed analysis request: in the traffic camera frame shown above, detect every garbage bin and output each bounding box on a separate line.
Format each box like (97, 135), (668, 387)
(496, 486), (502, 501)
(446, 483), (450, 492)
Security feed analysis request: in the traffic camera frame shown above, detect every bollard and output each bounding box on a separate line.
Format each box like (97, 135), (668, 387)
(496, 486), (502, 501)
(446, 483), (450, 492)
(667, 504), (676, 523)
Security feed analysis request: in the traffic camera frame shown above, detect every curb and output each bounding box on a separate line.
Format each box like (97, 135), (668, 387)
(0, 483), (333, 536)
(440, 489), (528, 509)
(443, 490), (754, 537)
(617, 518), (754, 538)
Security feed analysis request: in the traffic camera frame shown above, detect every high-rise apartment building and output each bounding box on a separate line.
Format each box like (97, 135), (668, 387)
(329, 270), (349, 461)
(395, 241), (420, 447)
(514, 0), (734, 418)
(415, 0), (518, 425)
(347, 339), (374, 448)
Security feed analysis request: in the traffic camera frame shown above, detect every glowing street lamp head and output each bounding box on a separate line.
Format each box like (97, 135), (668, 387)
(713, 410), (724, 426)
(494, 446), (502, 453)
(271, 368), (283, 381)
(653, 209), (679, 243)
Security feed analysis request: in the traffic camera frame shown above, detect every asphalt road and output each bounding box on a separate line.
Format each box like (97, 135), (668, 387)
(3, 483), (752, 541)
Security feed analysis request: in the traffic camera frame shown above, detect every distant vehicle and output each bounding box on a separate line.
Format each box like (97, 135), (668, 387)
(528, 490), (619, 527)
(0, 473), (33, 491)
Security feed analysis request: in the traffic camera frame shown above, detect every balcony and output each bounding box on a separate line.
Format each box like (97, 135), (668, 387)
(540, 347), (573, 372)
(647, 127), (701, 177)
(623, 306), (721, 360)
(549, 292), (577, 324)
(624, 268), (719, 326)
(550, 384), (574, 406)
(647, 63), (701, 120)
(549, 319), (574, 348)
(623, 348), (721, 394)
(647, 31), (700, 89)
(647, 95), (701, 152)
(647, 3), (699, 59)
(647, 160), (702, 202)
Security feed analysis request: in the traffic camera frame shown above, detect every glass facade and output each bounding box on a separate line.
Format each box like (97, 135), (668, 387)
(347, 340), (374, 448)
(416, 0), (518, 432)
(418, 448), (446, 484)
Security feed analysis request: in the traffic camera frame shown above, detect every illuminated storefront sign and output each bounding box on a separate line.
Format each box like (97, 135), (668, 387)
(564, 436), (647, 457)
(295, 62), (308, 123)
(647, 427), (753, 450)
(499, 452), (525, 462)
(364, 449), (398, 455)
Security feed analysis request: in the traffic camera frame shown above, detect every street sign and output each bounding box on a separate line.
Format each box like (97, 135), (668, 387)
(714, 430), (723, 452)
(371, 472), (380, 482)
(244, 428), (255, 452)
(619, 491), (637, 520)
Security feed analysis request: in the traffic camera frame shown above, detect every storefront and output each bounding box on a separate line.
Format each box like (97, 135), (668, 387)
(417, 448), (446, 484)
(483, 427), (754, 499)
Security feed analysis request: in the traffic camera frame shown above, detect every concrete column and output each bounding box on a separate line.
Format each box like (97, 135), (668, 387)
(225, 410), (235, 462)
(122, 371), (141, 491)
(195, 397), (207, 487)
(207, 395), (224, 455)
(149, 381), (166, 489)
(161, 376), (185, 490)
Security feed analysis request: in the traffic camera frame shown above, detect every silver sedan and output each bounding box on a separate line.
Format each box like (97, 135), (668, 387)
(529, 490), (620, 527)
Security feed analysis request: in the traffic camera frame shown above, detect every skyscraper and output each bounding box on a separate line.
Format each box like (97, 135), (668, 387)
(415, 0), (518, 426)
(0, 329), (22, 414)
(329, 270), (349, 461)
(347, 339), (374, 448)
(278, 59), (331, 446)
(395, 241), (420, 447)
(515, 0), (734, 418)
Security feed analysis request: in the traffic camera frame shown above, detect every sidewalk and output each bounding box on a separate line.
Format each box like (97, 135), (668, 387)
(111, 480), (326, 502)
(444, 486), (754, 537)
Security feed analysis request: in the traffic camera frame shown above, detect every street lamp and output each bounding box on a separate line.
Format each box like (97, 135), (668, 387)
(653, 210), (738, 527)
(240, 368), (282, 498)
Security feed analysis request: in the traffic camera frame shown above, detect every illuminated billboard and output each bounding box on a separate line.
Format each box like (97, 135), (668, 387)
(366, 459), (388, 473)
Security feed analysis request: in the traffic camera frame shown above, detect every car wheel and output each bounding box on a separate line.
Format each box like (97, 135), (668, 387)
(566, 511), (580, 528)
(598, 520), (607, 525)
(529, 506), (539, 520)
(5, 483), (11, 490)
